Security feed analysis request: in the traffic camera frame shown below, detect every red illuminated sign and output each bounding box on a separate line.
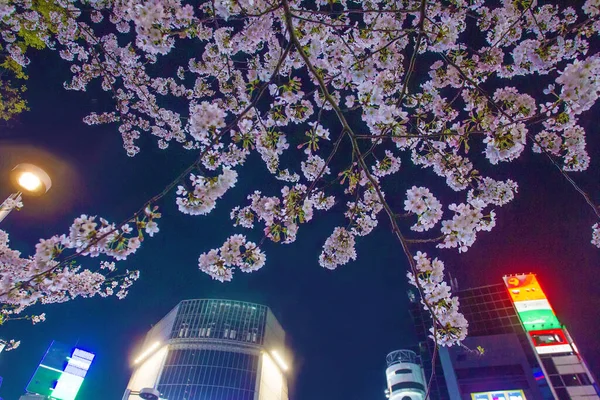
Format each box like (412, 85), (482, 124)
(529, 329), (567, 347)
(529, 328), (572, 355)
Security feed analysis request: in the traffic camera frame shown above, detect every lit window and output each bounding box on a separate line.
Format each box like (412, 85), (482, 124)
(562, 374), (582, 387)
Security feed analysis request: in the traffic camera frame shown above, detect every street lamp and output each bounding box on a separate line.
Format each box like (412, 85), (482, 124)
(0, 163), (52, 223)
(122, 388), (162, 400)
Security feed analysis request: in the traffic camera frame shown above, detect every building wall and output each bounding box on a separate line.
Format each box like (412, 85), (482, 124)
(127, 346), (169, 394)
(258, 353), (287, 400)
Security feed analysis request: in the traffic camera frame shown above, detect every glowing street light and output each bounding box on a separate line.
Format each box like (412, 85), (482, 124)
(10, 163), (52, 195)
(122, 387), (162, 400)
(0, 163), (52, 223)
(18, 171), (42, 192)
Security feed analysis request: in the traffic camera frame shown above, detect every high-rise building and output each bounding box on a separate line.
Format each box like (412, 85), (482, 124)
(21, 341), (95, 400)
(384, 350), (427, 400)
(409, 273), (599, 400)
(124, 299), (290, 400)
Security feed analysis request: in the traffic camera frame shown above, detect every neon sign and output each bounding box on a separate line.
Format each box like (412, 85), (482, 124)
(504, 274), (573, 355)
(471, 389), (526, 400)
(503, 274), (560, 331)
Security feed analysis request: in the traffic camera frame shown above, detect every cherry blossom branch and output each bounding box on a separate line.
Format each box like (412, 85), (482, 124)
(288, 6), (426, 15)
(281, 0), (445, 337)
(0, 40), (293, 299)
(441, 54), (600, 219)
(405, 235), (445, 244)
(397, 0), (428, 107)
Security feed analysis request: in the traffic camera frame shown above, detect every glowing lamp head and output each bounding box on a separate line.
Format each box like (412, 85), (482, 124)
(9, 163), (52, 196)
(18, 172), (42, 191)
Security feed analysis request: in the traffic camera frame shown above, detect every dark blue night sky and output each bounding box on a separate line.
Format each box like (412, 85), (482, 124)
(0, 46), (599, 400)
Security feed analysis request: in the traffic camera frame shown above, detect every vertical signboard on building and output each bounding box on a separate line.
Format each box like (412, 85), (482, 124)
(26, 341), (94, 400)
(503, 274), (571, 355)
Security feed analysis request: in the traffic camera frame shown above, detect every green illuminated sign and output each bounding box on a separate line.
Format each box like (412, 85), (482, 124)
(516, 309), (561, 331)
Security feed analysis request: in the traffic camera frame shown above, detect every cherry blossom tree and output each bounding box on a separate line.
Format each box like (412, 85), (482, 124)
(1, 0), (600, 356)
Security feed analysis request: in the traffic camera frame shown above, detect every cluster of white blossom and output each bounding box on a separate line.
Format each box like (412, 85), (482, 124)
(556, 55), (600, 115)
(31, 313), (46, 325)
(467, 178), (518, 208)
(592, 223), (600, 248)
(319, 227), (357, 270)
(407, 252), (468, 346)
(438, 203), (496, 253)
(121, 0), (196, 55)
(176, 168), (237, 215)
(198, 234), (265, 282)
(372, 151), (401, 178)
(0, 205), (158, 319)
(345, 188), (383, 237)
(404, 187), (443, 232)
(226, 185), (334, 246)
(0, 196), (23, 212)
(301, 155), (330, 181)
(0, 339), (20, 352)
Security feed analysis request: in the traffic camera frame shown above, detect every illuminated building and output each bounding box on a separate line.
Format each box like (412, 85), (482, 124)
(21, 341), (94, 400)
(384, 350), (427, 400)
(409, 274), (599, 400)
(124, 299), (290, 400)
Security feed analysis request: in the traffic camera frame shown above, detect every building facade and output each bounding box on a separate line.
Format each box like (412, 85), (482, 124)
(124, 299), (290, 400)
(385, 350), (427, 400)
(409, 274), (599, 400)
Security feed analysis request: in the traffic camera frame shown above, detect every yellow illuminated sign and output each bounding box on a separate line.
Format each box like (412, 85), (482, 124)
(504, 274), (547, 302)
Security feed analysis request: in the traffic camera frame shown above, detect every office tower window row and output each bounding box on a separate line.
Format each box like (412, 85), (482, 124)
(457, 285), (522, 337)
(171, 300), (268, 345)
(158, 348), (258, 400)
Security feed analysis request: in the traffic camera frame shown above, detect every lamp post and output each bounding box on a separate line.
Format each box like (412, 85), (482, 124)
(0, 163), (52, 223)
(122, 388), (162, 400)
